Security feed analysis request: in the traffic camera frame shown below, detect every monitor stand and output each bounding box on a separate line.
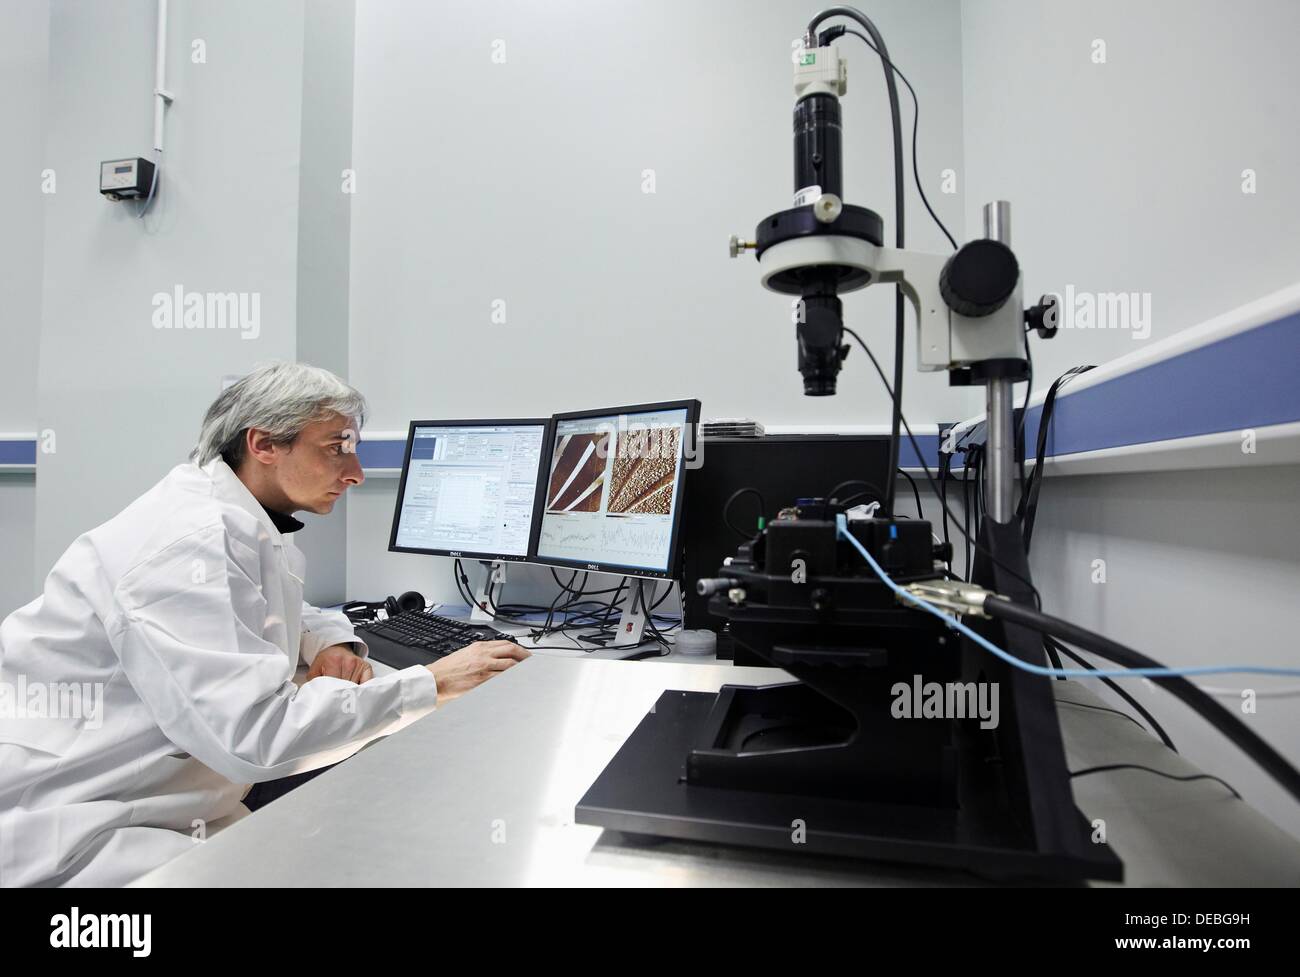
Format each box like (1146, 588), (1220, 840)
(585, 577), (649, 647)
(469, 560), (507, 624)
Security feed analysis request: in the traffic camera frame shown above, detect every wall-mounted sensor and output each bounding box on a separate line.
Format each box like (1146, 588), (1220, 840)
(99, 157), (155, 201)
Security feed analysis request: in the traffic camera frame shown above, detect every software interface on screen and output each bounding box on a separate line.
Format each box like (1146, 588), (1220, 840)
(392, 423), (546, 558)
(535, 407), (690, 573)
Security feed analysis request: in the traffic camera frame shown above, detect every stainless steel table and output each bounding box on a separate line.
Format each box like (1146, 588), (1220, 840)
(133, 656), (1300, 886)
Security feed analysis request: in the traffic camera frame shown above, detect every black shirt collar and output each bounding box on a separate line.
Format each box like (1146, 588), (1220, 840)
(261, 505), (305, 535)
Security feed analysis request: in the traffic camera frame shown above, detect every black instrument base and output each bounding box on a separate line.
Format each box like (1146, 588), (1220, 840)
(576, 689), (1121, 883)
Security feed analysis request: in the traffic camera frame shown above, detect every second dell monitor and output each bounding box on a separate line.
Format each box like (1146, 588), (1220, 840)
(534, 400), (699, 579)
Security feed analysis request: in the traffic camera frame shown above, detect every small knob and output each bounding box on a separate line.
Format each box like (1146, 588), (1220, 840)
(696, 577), (737, 596)
(939, 239), (1020, 317)
(812, 193), (842, 224)
(1024, 293), (1059, 339)
(729, 234), (755, 258)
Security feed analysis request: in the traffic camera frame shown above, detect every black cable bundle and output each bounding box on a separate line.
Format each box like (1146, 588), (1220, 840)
(1016, 365), (1095, 551)
(983, 597), (1300, 804)
(452, 561), (677, 652)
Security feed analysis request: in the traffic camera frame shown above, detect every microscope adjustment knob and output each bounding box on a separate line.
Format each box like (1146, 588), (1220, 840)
(812, 193), (843, 224)
(1024, 293), (1060, 339)
(729, 234), (756, 258)
(939, 239), (1020, 317)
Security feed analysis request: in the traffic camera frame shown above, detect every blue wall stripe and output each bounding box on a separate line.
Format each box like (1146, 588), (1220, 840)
(356, 433), (944, 473)
(0, 440), (37, 465)
(356, 439), (408, 470)
(1012, 312), (1300, 459)
(0, 435), (941, 473)
(900, 433), (941, 470)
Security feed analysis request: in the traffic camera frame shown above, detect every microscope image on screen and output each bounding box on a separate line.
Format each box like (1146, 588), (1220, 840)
(534, 402), (697, 577)
(546, 432), (611, 513)
(608, 426), (682, 516)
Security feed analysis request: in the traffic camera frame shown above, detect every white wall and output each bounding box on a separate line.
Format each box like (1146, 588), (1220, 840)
(345, 0), (971, 603)
(961, 0), (1300, 383)
(294, 0), (357, 603)
(1029, 464), (1300, 841)
(0, 0), (48, 616)
(961, 0), (1300, 841)
(0, 0), (47, 432)
(0, 477), (36, 618)
(32, 0), (352, 604)
(36, 0), (302, 583)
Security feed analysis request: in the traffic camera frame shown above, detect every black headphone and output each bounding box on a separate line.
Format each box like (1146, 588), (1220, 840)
(341, 590), (426, 624)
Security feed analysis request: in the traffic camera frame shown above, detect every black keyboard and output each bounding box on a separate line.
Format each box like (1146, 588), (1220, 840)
(354, 610), (515, 670)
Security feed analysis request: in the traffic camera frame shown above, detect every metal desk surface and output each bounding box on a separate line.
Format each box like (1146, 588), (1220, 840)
(134, 656), (1300, 887)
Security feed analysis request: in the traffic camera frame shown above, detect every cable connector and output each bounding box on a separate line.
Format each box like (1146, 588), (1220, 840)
(900, 579), (998, 618)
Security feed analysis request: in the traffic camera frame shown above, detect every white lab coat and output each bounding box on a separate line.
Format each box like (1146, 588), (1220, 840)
(0, 458), (441, 887)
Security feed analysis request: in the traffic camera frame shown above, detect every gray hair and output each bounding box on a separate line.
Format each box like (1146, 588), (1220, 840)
(192, 362), (368, 468)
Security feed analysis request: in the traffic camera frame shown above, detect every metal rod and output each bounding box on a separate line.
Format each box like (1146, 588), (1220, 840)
(984, 379), (1015, 523)
(983, 199), (1015, 523)
(153, 0), (169, 152)
(983, 200), (1010, 243)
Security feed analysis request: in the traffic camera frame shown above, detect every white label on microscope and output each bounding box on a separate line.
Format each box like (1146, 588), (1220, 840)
(793, 184), (821, 207)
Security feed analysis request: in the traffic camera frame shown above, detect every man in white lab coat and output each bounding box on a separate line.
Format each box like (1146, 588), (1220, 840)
(0, 363), (527, 886)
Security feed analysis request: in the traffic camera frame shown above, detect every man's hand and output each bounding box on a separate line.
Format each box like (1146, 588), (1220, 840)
(306, 644), (373, 684)
(428, 640), (530, 704)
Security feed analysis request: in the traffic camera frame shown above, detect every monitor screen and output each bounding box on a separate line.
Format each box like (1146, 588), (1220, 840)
(389, 419), (550, 561)
(534, 401), (699, 578)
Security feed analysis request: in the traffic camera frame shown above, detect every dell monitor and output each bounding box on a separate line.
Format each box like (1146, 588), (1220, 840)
(388, 418), (551, 562)
(533, 400), (700, 579)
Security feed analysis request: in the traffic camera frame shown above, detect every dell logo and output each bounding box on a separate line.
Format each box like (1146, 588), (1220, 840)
(587, 563), (601, 570)
(449, 551), (462, 556)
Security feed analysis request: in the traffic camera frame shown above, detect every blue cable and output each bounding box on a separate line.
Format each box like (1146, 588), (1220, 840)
(834, 514), (1300, 680)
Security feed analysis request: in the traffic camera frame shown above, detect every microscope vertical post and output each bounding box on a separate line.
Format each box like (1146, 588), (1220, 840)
(981, 200), (1017, 524)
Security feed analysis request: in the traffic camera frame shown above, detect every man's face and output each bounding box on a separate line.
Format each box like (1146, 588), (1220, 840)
(251, 413), (365, 514)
